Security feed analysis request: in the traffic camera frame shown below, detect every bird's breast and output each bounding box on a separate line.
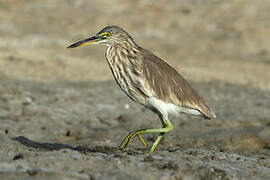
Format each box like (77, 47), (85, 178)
(105, 47), (151, 104)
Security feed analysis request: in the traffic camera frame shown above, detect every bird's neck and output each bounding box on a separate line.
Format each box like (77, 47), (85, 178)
(125, 37), (139, 48)
(107, 40), (140, 58)
(108, 37), (139, 50)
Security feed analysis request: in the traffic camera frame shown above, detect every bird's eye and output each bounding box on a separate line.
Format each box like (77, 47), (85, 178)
(104, 32), (111, 37)
(98, 32), (111, 39)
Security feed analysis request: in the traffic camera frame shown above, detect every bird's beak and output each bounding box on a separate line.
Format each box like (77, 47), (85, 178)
(67, 35), (101, 48)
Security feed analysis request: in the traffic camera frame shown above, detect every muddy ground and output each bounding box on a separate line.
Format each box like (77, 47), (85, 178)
(0, 0), (270, 179)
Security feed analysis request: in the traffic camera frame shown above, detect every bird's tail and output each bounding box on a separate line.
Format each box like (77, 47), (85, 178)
(199, 102), (216, 119)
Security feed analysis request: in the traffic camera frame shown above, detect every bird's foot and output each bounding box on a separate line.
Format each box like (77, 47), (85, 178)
(119, 122), (173, 153)
(119, 130), (147, 150)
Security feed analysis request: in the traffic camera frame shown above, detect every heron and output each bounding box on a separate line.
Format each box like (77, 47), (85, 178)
(68, 25), (215, 153)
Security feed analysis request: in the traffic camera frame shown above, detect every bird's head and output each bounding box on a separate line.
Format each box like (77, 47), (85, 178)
(67, 25), (135, 48)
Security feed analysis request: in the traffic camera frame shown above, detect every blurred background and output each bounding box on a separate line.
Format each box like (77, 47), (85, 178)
(1, 0), (269, 87)
(0, 0), (270, 179)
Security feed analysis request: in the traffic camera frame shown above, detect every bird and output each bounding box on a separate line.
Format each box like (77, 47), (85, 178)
(67, 25), (215, 153)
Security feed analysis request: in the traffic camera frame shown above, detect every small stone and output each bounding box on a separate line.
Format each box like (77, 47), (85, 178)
(13, 153), (24, 160)
(144, 155), (154, 162)
(117, 115), (128, 123)
(22, 97), (32, 106)
(162, 161), (179, 170)
(66, 130), (71, 137)
(27, 169), (39, 176)
(124, 104), (130, 109)
(89, 174), (96, 180)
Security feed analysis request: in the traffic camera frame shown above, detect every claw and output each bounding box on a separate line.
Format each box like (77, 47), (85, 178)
(119, 131), (135, 149)
(137, 134), (147, 146)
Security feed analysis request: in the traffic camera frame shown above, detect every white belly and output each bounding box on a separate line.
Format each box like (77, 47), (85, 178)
(146, 97), (202, 117)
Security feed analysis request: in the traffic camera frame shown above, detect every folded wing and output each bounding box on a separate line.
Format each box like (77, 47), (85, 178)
(141, 48), (215, 119)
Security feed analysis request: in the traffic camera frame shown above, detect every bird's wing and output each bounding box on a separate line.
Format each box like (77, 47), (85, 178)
(141, 48), (215, 119)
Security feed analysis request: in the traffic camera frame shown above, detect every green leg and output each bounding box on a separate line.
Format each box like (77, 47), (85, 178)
(119, 120), (173, 153)
(149, 132), (165, 153)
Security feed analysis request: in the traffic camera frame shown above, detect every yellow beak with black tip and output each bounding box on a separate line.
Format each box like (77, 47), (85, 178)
(67, 35), (101, 48)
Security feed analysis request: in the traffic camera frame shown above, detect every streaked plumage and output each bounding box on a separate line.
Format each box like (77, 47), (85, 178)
(68, 25), (215, 153)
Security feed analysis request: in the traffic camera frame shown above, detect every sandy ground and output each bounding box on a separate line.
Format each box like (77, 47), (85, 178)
(0, 0), (270, 179)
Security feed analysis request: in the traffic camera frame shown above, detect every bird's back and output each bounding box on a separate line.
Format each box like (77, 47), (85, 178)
(140, 48), (215, 119)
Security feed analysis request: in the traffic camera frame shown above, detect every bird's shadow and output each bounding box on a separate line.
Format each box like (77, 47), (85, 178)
(10, 136), (122, 154)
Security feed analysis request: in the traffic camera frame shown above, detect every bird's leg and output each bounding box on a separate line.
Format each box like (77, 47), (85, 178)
(119, 119), (173, 153)
(149, 132), (165, 153)
(148, 121), (166, 153)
